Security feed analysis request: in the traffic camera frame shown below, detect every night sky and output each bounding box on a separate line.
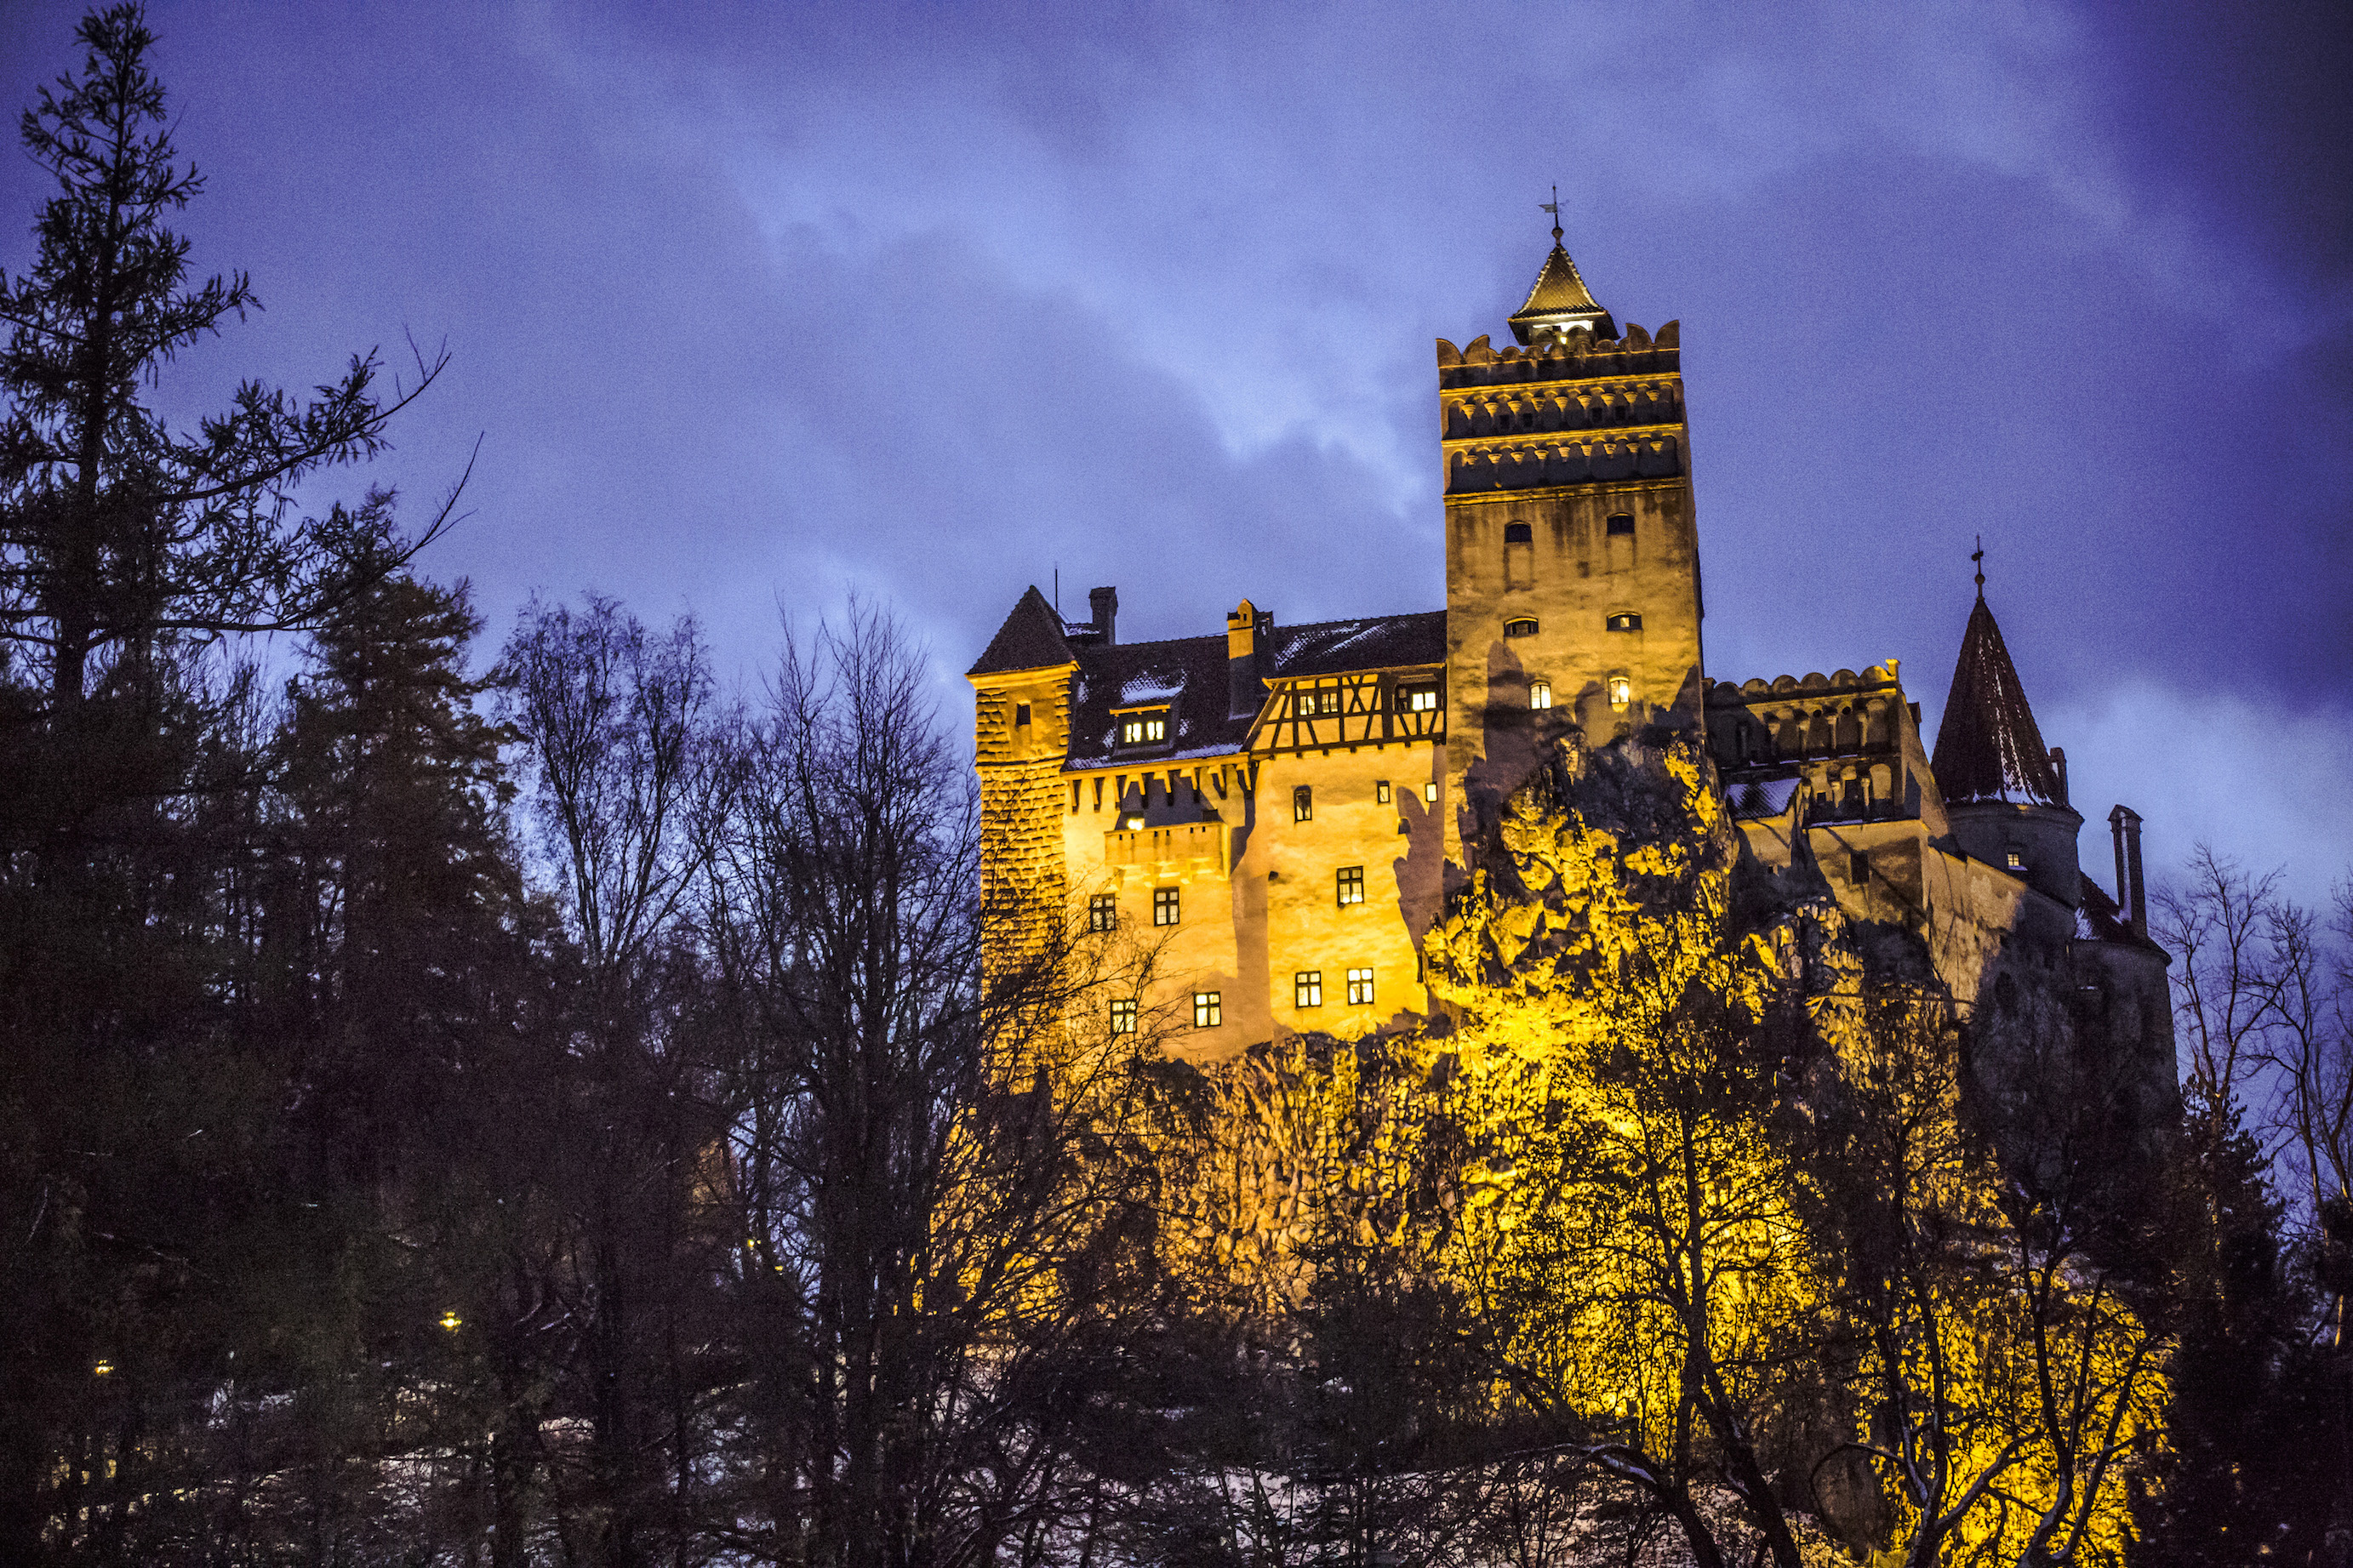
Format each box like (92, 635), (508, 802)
(3, 2), (2346, 903)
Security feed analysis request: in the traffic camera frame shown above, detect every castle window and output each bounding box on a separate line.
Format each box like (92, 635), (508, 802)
(1117, 714), (1167, 747)
(1337, 866), (1365, 905)
(1295, 971), (1323, 1008)
(1294, 786), (1313, 823)
(1424, 782), (1438, 803)
(1192, 991), (1222, 1029)
(1014, 703), (1031, 727)
(1505, 522), (1533, 544)
(1607, 676), (1632, 708)
(1153, 887), (1179, 927)
(1530, 680), (1553, 710)
(1402, 685), (1439, 712)
(1375, 780), (1391, 804)
(1607, 513), (1635, 536)
(1071, 781), (1081, 813)
(1606, 612), (1642, 632)
(2006, 849), (2025, 871)
(1504, 619), (1539, 638)
(1346, 968), (1375, 1006)
(1109, 999), (1137, 1035)
(1088, 894), (1117, 932)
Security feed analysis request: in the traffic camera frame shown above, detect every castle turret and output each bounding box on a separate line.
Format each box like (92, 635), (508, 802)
(1930, 582), (2082, 909)
(1440, 226), (1704, 853)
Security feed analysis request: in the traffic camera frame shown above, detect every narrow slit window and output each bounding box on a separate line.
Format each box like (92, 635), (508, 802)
(1153, 887), (1179, 927)
(1504, 619), (1539, 638)
(1294, 971), (1322, 1008)
(1192, 991), (1222, 1029)
(1336, 866), (1365, 906)
(1346, 968), (1375, 1006)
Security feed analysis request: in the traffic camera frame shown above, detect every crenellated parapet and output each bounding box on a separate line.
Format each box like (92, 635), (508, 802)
(1439, 323), (1687, 498)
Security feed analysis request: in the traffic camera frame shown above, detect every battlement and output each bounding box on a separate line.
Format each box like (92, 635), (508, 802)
(1436, 321), (1680, 390)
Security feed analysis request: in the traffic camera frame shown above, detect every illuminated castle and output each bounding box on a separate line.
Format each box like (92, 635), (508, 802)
(968, 227), (2172, 1079)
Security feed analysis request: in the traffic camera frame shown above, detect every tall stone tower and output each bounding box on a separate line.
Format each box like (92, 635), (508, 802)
(1438, 227), (1704, 844)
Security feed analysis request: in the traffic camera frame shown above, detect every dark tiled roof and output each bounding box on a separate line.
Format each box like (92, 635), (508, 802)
(1063, 609), (1444, 767)
(968, 586), (1075, 676)
(1508, 243), (1612, 340)
(1932, 596), (2064, 807)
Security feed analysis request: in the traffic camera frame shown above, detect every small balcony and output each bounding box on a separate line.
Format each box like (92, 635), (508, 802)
(1104, 820), (1230, 881)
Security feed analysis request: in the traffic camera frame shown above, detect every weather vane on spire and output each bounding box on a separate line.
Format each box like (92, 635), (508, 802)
(1972, 534), (1986, 598)
(1539, 184), (1562, 245)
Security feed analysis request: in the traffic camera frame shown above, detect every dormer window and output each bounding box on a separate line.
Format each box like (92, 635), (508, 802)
(1606, 612), (1642, 632)
(1504, 619), (1539, 639)
(2006, 849), (2025, 871)
(1115, 708), (1168, 749)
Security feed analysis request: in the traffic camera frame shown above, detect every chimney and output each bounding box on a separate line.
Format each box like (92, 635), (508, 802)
(1088, 585), (1118, 646)
(2108, 804), (2147, 936)
(1226, 599), (1265, 719)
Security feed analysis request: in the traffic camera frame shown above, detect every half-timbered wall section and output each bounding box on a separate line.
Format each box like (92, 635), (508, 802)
(1250, 668), (1446, 756)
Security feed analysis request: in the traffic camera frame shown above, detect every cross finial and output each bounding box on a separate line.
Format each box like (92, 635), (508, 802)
(1539, 184), (1562, 245)
(1972, 534), (1985, 599)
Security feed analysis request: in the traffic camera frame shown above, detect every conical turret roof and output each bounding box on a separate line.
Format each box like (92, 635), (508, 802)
(968, 585), (1074, 676)
(1509, 242), (1616, 344)
(1931, 594), (2064, 806)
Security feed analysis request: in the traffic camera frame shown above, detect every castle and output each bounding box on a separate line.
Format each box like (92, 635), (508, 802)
(968, 225), (2173, 1080)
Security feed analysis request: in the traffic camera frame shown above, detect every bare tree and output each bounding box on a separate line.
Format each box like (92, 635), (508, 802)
(706, 602), (1157, 1568)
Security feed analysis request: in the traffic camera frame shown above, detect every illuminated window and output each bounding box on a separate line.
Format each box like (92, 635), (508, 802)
(1118, 712), (1167, 746)
(1297, 689), (1327, 716)
(1337, 866), (1365, 905)
(1109, 998), (1137, 1034)
(1014, 703), (1031, 727)
(1346, 968), (1375, 1006)
(1153, 887), (1179, 927)
(1504, 522), (1533, 544)
(1607, 676), (1631, 707)
(1606, 513), (1635, 536)
(1294, 786), (1313, 823)
(1403, 686), (1439, 712)
(1375, 780), (1391, 804)
(1193, 991), (1222, 1029)
(1088, 894), (1117, 932)
(1504, 619), (1539, 638)
(1606, 612), (1642, 632)
(1423, 782), (1437, 803)
(1530, 680), (1552, 710)
(1295, 971), (1322, 1008)
(2006, 849), (2025, 871)
(1119, 813), (1145, 830)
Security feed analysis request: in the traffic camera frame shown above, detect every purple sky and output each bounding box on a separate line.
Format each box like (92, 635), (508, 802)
(3, 2), (2346, 904)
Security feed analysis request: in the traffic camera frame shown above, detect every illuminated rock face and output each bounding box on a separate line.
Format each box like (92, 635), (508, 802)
(968, 233), (2173, 1114)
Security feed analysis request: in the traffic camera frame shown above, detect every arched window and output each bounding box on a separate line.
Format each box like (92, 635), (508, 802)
(1504, 619), (1539, 638)
(1606, 513), (1635, 536)
(1530, 680), (1553, 710)
(1605, 612), (1642, 632)
(1504, 522), (1533, 544)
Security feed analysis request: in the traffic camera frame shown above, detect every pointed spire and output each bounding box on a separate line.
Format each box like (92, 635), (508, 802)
(1931, 585), (2064, 807)
(968, 585), (1075, 676)
(1508, 197), (1617, 345)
